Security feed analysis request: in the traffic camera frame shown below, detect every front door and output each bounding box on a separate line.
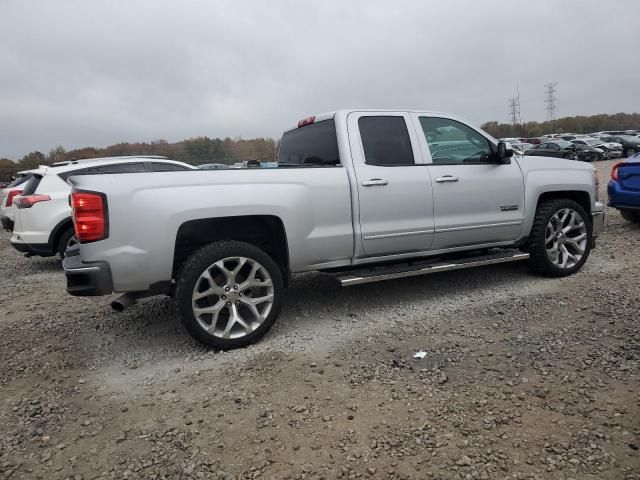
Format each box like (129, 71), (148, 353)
(412, 114), (525, 249)
(347, 112), (434, 257)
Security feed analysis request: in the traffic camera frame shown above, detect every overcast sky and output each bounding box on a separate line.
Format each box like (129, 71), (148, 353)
(1, 0), (638, 159)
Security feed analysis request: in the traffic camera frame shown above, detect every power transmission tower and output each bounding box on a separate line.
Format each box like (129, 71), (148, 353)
(544, 82), (558, 121)
(508, 86), (522, 135)
(508, 97), (519, 125)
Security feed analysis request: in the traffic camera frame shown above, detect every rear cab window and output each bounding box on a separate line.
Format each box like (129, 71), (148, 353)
(278, 120), (340, 167)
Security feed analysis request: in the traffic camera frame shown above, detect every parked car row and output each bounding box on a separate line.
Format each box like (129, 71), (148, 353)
(500, 132), (638, 162)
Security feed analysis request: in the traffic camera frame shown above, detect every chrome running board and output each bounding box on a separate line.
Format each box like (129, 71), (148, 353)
(329, 250), (530, 286)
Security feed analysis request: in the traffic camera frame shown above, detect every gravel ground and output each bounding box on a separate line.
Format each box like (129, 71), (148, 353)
(0, 158), (638, 480)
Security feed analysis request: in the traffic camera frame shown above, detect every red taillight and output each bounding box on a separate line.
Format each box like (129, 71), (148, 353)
(297, 116), (316, 128)
(6, 190), (22, 207)
(15, 194), (50, 209)
(611, 162), (623, 181)
(71, 191), (107, 243)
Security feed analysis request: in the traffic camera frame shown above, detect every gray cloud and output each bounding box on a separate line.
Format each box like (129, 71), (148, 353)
(1, 0), (638, 158)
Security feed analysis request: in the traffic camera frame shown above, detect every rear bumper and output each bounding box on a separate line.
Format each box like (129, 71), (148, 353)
(63, 246), (113, 296)
(10, 238), (54, 256)
(1, 216), (14, 232)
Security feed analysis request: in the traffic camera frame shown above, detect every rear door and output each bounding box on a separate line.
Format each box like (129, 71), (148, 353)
(347, 112), (434, 257)
(412, 114), (525, 249)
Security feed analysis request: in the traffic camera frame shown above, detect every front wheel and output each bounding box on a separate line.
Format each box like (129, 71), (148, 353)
(527, 199), (592, 277)
(564, 152), (578, 161)
(625, 147), (637, 158)
(175, 241), (284, 349)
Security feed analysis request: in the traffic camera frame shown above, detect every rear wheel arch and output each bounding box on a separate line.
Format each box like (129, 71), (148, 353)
(48, 217), (74, 251)
(173, 215), (291, 286)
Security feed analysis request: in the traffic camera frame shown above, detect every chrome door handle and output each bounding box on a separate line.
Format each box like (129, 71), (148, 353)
(435, 175), (459, 183)
(362, 179), (389, 186)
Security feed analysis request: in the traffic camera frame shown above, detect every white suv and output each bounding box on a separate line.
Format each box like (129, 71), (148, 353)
(1, 170), (36, 232)
(10, 156), (194, 258)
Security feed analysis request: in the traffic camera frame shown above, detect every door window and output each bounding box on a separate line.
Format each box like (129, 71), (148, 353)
(358, 116), (415, 166)
(419, 117), (493, 164)
(88, 163), (146, 174)
(147, 162), (191, 172)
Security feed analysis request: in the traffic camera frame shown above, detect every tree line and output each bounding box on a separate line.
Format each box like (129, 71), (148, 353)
(481, 112), (640, 139)
(1, 136), (278, 180)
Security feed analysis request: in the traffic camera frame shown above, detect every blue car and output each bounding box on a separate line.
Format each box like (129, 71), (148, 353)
(608, 154), (640, 223)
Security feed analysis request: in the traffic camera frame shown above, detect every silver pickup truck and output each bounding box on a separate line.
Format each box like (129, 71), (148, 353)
(63, 110), (605, 349)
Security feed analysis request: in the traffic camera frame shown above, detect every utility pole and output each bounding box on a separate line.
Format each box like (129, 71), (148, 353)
(544, 82), (558, 121)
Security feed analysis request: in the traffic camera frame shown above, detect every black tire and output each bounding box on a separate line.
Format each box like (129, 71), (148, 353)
(564, 153), (577, 161)
(527, 198), (592, 277)
(57, 227), (76, 258)
(175, 240), (284, 349)
(624, 147), (637, 158)
(620, 209), (640, 223)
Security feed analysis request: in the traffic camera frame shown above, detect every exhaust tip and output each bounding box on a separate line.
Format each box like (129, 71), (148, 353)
(110, 293), (138, 312)
(110, 300), (126, 312)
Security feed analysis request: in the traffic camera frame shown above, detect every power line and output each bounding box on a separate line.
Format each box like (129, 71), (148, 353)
(544, 82), (558, 121)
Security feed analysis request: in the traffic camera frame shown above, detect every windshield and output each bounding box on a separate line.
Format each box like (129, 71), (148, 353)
(555, 140), (573, 148)
(584, 139), (600, 146)
(618, 135), (640, 142)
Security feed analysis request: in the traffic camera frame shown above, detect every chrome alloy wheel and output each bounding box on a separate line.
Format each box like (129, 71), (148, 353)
(545, 208), (588, 269)
(191, 256), (274, 339)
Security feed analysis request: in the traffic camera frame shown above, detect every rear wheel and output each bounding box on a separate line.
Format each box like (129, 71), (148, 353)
(620, 209), (640, 223)
(625, 147), (637, 158)
(175, 241), (284, 349)
(527, 199), (592, 277)
(57, 228), (77, 258)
